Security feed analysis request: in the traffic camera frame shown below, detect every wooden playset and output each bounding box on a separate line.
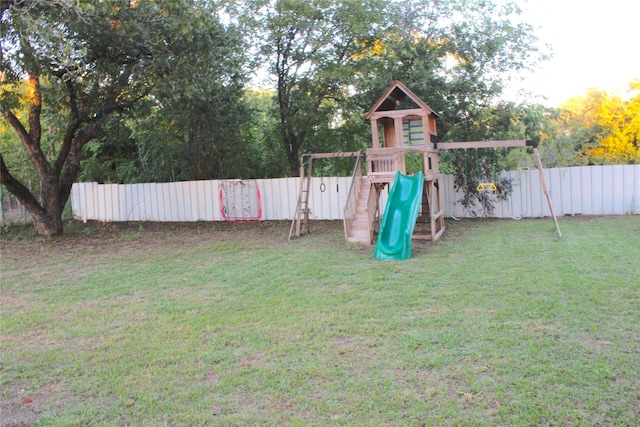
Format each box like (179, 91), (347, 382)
(290, 81), (562, 244)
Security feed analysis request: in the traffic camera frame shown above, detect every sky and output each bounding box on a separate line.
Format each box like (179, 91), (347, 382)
(505, 0), (640, 106)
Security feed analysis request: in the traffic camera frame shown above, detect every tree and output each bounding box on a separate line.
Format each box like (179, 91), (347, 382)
(237, 0), (387, 177)
(0, 80), (40, 189)
(243, 88), (290, 178)
(0, 0), (241, 235)
(558, 82), (640, 165)
(80, 10), (253, 184)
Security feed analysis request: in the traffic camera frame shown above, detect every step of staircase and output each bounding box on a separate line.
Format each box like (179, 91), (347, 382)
(347, 218), (370, 241)
(344, 178), (374, 244)
(348, 229), (369, 237)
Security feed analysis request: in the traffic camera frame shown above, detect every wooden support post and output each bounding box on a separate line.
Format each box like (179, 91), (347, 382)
(371, 120), (380, 148)
(429, 181), (437, 239)
(533, 148), (563, 239)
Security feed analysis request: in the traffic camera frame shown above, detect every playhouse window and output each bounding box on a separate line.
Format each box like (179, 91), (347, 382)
(402, 119), (424, 145)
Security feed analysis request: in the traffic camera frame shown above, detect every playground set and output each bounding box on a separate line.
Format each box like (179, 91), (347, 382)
(289, 81), (562, 260)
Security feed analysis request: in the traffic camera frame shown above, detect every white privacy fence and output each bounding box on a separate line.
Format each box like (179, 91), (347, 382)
(443, 165), (640, 218)
(70, 165), (640, 222)
(71, 177), (353, 222)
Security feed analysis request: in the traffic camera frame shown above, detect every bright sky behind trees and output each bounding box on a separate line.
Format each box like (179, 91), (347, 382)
(506, 0), (639, 106)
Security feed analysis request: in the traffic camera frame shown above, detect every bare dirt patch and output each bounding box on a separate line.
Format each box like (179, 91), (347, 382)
(0, 379), (69, 427)
(1, 220), (318, 263)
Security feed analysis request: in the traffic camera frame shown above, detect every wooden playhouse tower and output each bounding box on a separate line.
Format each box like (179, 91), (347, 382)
(292, 81), (447, 244)
(344, 81), (446, 244)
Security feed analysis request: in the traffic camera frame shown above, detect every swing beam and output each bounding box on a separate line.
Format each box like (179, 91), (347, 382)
(437, 139), (537, 150)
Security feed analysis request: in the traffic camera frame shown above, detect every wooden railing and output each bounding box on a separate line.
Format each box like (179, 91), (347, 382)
(343, 151), (363, 240)
(366, 145), (439, 183)
(366, 148), (404, 183)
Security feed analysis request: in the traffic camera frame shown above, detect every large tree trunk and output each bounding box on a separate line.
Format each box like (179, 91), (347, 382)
(286, 138), (300, 178)
(0, 156), (62, 236)
(31, 205), (64, 237)
(281, 125), (303, 178)
(1, 155), (66, 237)
(1, 72), (97, 237)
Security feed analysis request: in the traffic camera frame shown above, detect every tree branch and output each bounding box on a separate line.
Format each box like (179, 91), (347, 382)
(0, 154), (44, 215)
(53, 77), (82, 175)
(58, 123), (100, 210)
(1, 108), (51, 178)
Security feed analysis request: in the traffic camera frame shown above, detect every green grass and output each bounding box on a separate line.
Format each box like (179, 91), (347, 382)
(1, 217), (639, 426)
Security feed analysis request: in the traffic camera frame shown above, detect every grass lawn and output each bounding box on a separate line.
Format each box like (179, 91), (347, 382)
(1, 216), (639, 426)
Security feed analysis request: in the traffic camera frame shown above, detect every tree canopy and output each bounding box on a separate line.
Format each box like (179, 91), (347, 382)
(557, 81), (640, 165)
(231, 0), (388, 177)
(1, 0), (247, 235)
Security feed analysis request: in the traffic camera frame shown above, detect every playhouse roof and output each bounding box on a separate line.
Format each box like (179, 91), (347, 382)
(365, 80), (439, 119)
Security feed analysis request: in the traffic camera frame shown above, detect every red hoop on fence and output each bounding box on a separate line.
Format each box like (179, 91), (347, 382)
(219, 180), (262, 222)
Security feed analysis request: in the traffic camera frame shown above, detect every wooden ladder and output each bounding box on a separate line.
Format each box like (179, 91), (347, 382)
(288, 156), (313, 240)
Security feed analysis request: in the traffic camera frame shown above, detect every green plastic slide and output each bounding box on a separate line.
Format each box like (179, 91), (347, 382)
(374, 170), (424, 261)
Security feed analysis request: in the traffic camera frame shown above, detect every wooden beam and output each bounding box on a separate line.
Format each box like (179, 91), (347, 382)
(303, 152), (361, 160)
(438, 140), (537, 150)
(366, 146), (436, 155)
(371, 120), (380, 148)
(533, 147), (563, 239)
(368, 108), (426, 120)
(394, 117), (403, 148)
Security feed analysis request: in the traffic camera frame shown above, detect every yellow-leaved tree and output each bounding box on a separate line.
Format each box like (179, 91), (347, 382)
(559, 80), (639, 165)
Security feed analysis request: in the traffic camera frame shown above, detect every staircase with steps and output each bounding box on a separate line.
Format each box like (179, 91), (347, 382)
(346, 177), (375, 244)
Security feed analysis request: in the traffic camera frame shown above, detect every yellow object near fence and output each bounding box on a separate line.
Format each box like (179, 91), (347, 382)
(477, 182), (497, 192)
